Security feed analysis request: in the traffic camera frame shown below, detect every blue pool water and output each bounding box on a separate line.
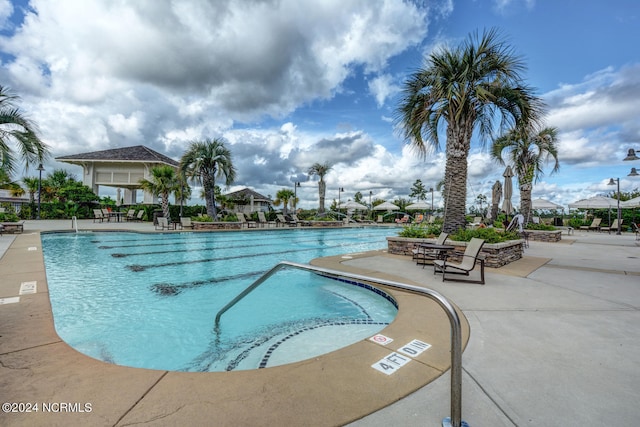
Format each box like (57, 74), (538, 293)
(41, 227), (399, 371)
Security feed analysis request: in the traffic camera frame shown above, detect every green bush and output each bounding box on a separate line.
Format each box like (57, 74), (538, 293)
(193, 215), (214, 222)
(525, 223), (556, 231)
(398, 224), (442, 238)
(449, 227), (521, 243)
(0, 212), (20, 222)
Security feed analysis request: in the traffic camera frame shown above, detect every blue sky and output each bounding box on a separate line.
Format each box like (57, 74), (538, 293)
(0, 0), (638, 210)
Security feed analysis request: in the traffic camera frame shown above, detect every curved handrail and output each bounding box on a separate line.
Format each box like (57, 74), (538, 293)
(214, 260), (468, 427)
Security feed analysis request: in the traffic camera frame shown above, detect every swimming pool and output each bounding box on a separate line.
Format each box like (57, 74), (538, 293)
(41, 227), (399, 371)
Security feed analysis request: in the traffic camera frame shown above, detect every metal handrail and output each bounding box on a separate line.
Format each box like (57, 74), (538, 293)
(214, 261), (468, 427)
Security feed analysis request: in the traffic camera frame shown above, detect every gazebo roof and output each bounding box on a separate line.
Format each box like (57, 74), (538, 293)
(226, 187), (272, 202)
(56, 145), (178, 166)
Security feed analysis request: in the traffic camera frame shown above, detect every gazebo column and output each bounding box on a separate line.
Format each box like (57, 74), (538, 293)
(124, 189), (137, 204)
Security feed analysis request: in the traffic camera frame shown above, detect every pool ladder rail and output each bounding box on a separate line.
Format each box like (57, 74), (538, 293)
(215, 260), (470, 427)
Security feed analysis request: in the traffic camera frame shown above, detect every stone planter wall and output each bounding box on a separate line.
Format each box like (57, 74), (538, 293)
(193, 222), (243, 230)
(387, 236), (525, 268)
(526, 229), (562, 242)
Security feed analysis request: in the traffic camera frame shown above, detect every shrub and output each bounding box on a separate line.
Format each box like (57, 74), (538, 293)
(193, 215), (214, 222)
(0, 212), (20, 222)
(398, 224), (442, 238)
(525, 223), (556, 231)
(449, 227), (521, 243)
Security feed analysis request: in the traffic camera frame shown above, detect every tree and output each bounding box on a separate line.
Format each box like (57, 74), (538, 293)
(307, 162), (332, 214)
(397, 28), (544, 232)
(409, 179), (427, 201)
(491, 125), (559, 224)
(139, 165), (180, 220)
(0, 85), (49, 176)
(353, 191), (364, 204)
(180, 138), (236, 219)
(22, 176), (39, 204)
(274, 188), (296, 216)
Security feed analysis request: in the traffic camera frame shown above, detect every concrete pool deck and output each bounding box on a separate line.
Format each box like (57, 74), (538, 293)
(1, 219), (639, 426)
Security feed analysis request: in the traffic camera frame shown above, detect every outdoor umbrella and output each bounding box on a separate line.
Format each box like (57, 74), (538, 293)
(406, 201), (430, 210)
(339, 200), (368, 210)
(568, 196), (618, 209)
(621, 196), (640, 208)
(373, 201), (399, 211)
(531, 198), (563, 210)
(501, 166), (514, 215)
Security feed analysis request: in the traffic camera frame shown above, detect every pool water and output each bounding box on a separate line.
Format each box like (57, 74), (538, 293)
(41, 227), (399, 371)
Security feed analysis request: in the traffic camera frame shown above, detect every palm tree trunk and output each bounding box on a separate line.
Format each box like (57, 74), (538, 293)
(161, 191), (170, 221)
(520, 182), (533, 224)
(203, 174), (216, 219)
(318, 180), (326, 213)
(442, 124), (472, 233)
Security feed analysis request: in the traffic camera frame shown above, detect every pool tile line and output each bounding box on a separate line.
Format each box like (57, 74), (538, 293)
(125, 239), (381, 272)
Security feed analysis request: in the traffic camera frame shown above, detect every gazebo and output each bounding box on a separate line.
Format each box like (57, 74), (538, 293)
(225, 188), (273, 214)
(56, 145), (179, 204)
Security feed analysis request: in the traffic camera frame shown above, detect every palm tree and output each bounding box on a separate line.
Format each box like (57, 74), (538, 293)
(22, 176), (39, 204)
(491, 126), (559, 224)
(139, 165), (180, 221)
(180, 138), (236, 219)
(397, 28), (544, 233)
(173, 173), (192, 217)
(274, 188), (296, 216)
(307, 162), (332, 214)
(0, 85), (49, 176)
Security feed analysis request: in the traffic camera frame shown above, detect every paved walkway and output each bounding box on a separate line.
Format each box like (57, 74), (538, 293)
(1, 220), (639, 426)
(347, 230), (640, 426)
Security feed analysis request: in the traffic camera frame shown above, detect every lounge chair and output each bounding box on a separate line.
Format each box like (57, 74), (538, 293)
(134, 210), (145, 221)
(434, 237), (486, 284)
(124, 209), (136, 221)
(291, 214), (311, 226)
(257, 211), (276, 228)
(579, 217), (601, 232)
(179, 217), (194, 229)
(395, 215), (409, 224)
(101, 208), (114, 222)
(376, 215), (384, 223)
(276, 214), (296, 227)
(632, 223), (640, 240)
(155, 217), (173, 230)
(412, 232), (449, 267)
(414, 214), (424, 224)
(93, 209), (105, 223)
(237, 212), (257, 228)
(600, 219), (622, 234)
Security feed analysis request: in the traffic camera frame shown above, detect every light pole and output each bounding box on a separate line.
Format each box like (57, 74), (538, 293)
(293, 182), (301, 211)
(623, 148), (640, 161)
(607, 177), (621, 235)
(337, 187), (344, 213)
(429, 187), (434, 217)
(37, 163), (45, 220)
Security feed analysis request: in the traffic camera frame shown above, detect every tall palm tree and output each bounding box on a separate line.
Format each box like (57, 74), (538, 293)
(491, 126), (559, 224)
(179, 138), (236, 219)
(0, 85), (49, 176)
(139, 165), (180, 221)
(274, 188), (296, 216)
(307, 162), (332, 214)
(397, 28), (544, 232)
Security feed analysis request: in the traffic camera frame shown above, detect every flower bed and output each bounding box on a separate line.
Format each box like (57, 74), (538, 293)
(387, 236), (525, 268)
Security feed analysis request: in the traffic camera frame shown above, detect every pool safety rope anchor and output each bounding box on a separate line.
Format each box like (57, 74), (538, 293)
(215, 260), (470, 427)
